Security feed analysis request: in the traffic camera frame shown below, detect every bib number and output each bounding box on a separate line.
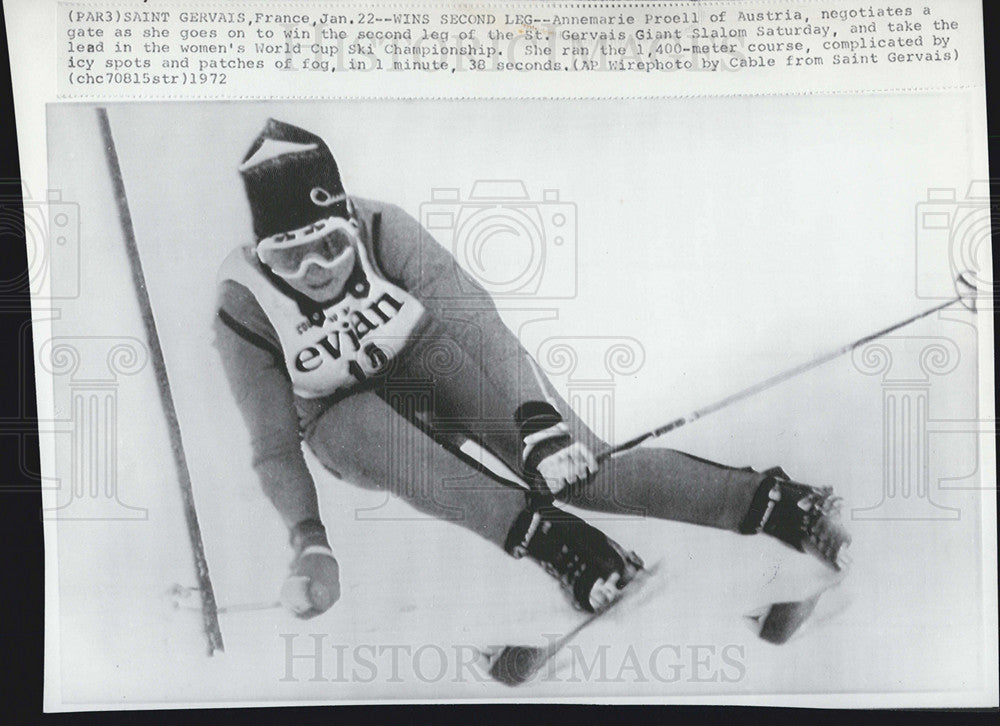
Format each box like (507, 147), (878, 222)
(348, 342), (391, 384)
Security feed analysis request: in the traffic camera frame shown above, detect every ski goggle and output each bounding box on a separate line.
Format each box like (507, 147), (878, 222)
(256, 215), (360, 280)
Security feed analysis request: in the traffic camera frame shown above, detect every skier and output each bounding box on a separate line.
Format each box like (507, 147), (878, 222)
(214, 119), (851, 620)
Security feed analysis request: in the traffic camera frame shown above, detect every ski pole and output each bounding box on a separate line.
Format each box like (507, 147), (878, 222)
(596, 271), (983, 462)
(166, 584), (282, 615)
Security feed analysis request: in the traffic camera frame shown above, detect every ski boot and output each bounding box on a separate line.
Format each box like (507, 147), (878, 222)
(740, 467), (852, 572)
(505, 501), (645, 613)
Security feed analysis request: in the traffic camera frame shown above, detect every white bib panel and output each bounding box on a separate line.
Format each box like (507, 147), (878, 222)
(218, 239), (425, 399)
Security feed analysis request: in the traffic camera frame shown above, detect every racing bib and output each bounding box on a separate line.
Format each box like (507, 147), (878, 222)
(218, 236), (425, 399)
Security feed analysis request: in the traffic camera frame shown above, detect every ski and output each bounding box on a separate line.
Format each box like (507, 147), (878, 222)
(744, 568), (852, 644)
(483, 560), (664, 687)
(483, 556), (852, 685)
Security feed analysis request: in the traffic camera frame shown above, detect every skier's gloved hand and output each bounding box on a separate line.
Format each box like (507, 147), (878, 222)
(516, 402), (598, 495)
(280, 518), (341, 619)
(534, 439), (599, 495)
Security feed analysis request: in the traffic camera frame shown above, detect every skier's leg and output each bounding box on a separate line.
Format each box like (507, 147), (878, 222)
(389, 320), (767, 532)
(368, 328), (648, 611)
(562, 446), (765, 531)
(302, 389), (527, 548)
(546, 388), (851, 569)
(431, 352), (769, 533)
(396, 324), (849, 569)
(305, 388), (646, 612)
(384, 316), (525, 471)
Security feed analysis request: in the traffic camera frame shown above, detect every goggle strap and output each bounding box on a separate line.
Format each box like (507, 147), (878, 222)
(258, 215), (357, 251)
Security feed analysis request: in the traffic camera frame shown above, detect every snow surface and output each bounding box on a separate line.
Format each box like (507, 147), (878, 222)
(42, 97), (995, 707)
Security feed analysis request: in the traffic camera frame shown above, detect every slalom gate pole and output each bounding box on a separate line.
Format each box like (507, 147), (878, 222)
(98, 108), (224, 655)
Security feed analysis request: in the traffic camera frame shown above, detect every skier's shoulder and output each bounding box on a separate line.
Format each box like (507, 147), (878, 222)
(349, 197), (429, 280)
(349, 195), (407, 220)
(215, 244), (284, 306)
(213, 245), (277, 342)
(216, 244), (260, 288)
(349, 196), (422, 237)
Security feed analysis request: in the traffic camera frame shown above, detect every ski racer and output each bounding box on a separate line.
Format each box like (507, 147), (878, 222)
(213, 119), (851, 619)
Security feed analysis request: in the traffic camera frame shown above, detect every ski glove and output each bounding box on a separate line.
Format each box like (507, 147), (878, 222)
(280, 518), (341, 619)
(516, 401), (598, 496)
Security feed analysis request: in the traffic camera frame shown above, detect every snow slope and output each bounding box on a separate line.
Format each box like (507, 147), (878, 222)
(43, 96), (995, 707)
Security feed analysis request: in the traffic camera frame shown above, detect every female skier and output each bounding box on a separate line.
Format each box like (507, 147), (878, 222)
(214, 119), (850, 619)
